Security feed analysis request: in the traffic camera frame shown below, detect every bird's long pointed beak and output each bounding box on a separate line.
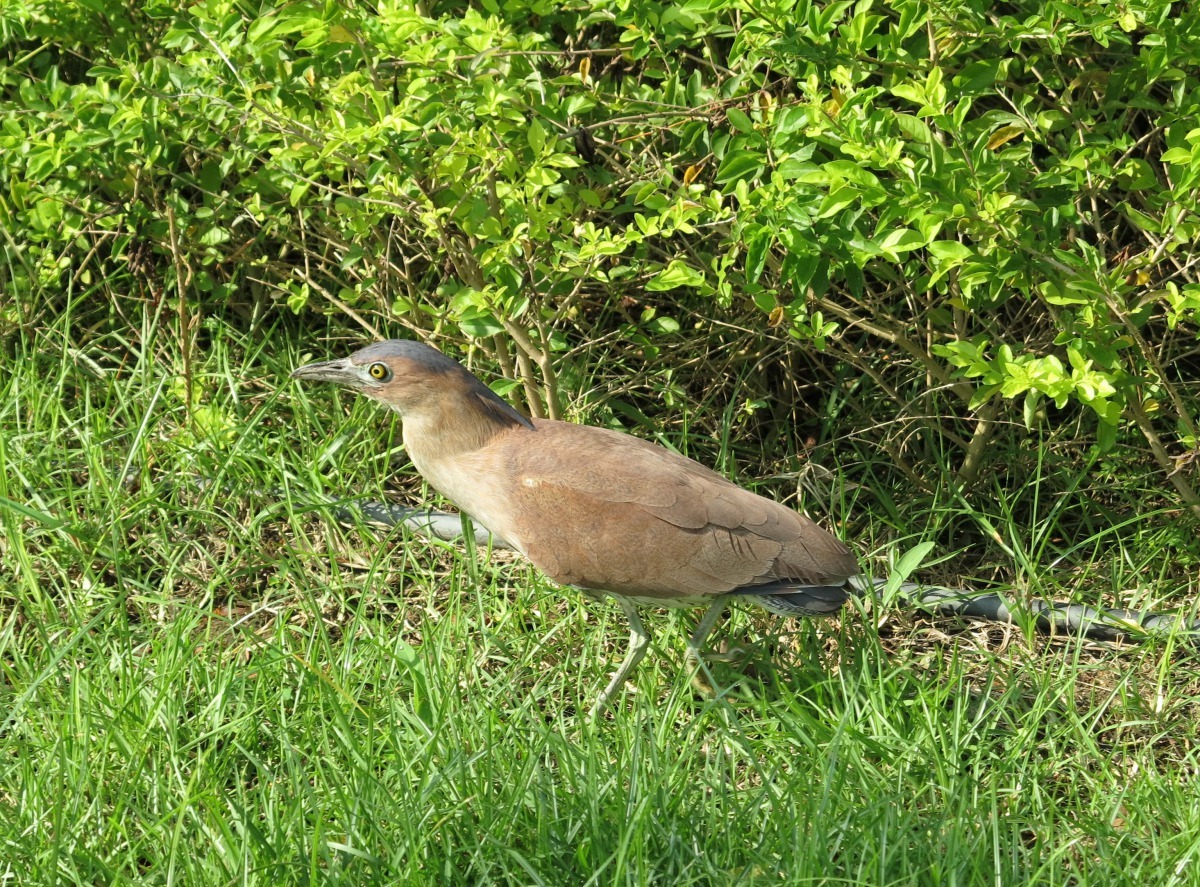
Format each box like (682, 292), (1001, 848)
(291, 357), (357, 384)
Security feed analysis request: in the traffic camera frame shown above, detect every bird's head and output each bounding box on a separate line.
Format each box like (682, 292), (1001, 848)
(291, 339), (533, 431)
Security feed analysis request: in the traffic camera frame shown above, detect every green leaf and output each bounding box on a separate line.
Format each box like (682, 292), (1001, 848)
(528, 118), (545, 155)
(1122, 204), (1161, 233)
(646, 316), (681, 334)
(877, 228), (925, 254)
(927, 241), (973, 263)
(646, 260), (706, 291)
(0, 496), (66, 529)
(820, 160), (881, 188)
(1096, 419), (1118, 452)
(818, 184), (859, 219)
(458, 313), (505, 337)
(1116, 156), (1158, 191)
(715, 149), (765, 184)
(726, 108), (754, 134)
(883, 540), (936, 597)
(744, 228), (771, 284)
(891, 82), (926, 105)
(31, 199), (63, 230)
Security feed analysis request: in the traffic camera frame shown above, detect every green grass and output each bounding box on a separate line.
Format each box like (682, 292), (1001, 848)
(3, 313), (1200, 885)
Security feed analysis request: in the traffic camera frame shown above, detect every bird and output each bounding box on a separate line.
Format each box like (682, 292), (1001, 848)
(291, 339), (859, 715)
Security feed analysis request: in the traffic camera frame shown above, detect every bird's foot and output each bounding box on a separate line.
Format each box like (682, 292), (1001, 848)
(702, 639), (749, 665)
(690, 669), (717, 697)
(685, 647), (724, 698)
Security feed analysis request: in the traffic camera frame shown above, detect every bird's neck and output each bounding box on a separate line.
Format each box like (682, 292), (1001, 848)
(400, 390), (529, 471)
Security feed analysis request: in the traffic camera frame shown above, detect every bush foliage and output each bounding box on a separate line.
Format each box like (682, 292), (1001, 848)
(2, 0), (1198, 509)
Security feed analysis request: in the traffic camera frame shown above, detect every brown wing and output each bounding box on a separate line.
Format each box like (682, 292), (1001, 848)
(490, 420), (858, 601)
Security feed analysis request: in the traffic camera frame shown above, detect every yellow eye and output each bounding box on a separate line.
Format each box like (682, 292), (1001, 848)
(368, 362), (391, 381)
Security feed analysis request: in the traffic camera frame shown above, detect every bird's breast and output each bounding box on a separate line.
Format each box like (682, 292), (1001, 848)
(405, 445), (525, 552)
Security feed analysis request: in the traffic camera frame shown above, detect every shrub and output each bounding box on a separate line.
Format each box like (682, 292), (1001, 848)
(2, 0), (1197, 511)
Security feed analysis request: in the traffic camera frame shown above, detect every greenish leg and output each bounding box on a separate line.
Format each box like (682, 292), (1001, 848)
(686, 598), (729, 696)
(589, 597), (650, 718)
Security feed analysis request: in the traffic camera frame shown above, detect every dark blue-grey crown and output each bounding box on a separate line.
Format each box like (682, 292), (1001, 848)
(350, 339), (463, 374)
